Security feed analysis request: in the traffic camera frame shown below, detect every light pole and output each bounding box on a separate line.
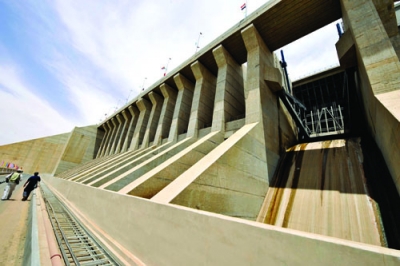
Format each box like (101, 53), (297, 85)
(195, 32), (203, 53)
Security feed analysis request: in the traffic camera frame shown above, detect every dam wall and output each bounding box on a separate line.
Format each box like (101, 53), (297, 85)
(0, 125), (101, 175)
(0, 132), (70, 174)
(53, 125), (103, 175)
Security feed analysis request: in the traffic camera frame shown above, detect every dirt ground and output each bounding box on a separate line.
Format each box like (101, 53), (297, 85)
(0, 179), (30, 266)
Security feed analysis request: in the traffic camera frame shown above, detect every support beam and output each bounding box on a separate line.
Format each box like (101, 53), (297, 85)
(188, 61), (217, 138)
(102, 121), (115, 157)
(130, 98), (151, 151)
(241, 24), (280, 180)
(105, 118), (118, 155)
(96, 125), (109, 158)
(170, 74), (195, 142)
(114, 113), (127, 154)
(110, 114), (123, 154)
(153, 84), (177, 145)
(212, 45), (245, 132)
(141, 92), (163, 149)
(121, 106), (139, 152)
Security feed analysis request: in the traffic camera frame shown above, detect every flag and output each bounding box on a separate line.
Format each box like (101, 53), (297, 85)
(241, 3), (246, 10)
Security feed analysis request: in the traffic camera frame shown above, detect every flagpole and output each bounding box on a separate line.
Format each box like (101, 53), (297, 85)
(241, 1), (248, 18)
(126, 89), (133, 104)
(163, 58), (171, 76)
(142, 77), (147, 91)
(165, 58), (171, 73)
(195, 32), (203, 53)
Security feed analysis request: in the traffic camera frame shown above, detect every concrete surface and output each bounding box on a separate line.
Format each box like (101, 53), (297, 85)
(45, 175), (400, 266)
(0, 175), (49, 266)
(258, 139), (384, 246)
(0, 181), (29, 265)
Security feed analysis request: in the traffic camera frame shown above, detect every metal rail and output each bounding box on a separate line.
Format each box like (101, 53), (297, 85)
(40, 183), (120, 266)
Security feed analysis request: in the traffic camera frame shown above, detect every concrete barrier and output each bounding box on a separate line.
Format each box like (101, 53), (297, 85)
(45, 175), (400, 266)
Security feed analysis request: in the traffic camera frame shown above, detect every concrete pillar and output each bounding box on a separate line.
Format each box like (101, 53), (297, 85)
(371, 0), (398, 38)
(187, 61), (217, 138)
(341, 0), (400, 194)
(114, 113), (128, 154)
(153, 84), (177, 145)
(169, 74), (195, 142)
(141, 92), (163, 149)
(241, 24), (280, 180)
(129, 98), (151, 151)
(211, 44), (245, 132)
(105, 118), (118, 155)
(121, 105), (139, 152)
(100, 122), (113, 157)
(110, 114), (123, 154)
(96, 125), (109, 158)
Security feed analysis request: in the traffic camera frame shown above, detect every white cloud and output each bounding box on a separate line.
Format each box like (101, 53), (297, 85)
(0, 0), (342, 146)
(50, 0), (268, 92)
(280, 20), (341, 81)
(0, 64), (75, 145)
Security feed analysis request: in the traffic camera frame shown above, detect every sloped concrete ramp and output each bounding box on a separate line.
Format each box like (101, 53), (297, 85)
(257, 139), (385, 246)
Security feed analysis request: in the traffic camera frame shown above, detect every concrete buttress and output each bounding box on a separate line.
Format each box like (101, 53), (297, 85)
(101, 121), (114, 157)
(115, 110), (129, 153)
(121, 106), (139, 152)
(105, 118), (118, 156)
(110, 114), (123, 154)
(96, 125), (109, 158)
(130, 98), (151, 151)
(212, 44), (245, 133)
(153, 84), (177, 146)
(141, 92), (163, 149)
(241, 24), (281, 180)
(188, 61), (217, 138)
(170, 74), (195, 142)
(341, 0), (400, 194)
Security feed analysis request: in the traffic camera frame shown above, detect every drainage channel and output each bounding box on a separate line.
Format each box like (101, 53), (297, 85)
(40, 182), (121, 266)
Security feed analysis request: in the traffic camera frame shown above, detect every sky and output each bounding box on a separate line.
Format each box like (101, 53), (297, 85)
(0, 0), (341, 145)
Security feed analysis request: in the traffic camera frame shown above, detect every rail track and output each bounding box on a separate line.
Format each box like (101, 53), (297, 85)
(40, 183), (121, 266)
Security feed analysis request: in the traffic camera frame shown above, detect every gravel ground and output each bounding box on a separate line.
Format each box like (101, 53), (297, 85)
(0, 177), (30, 266)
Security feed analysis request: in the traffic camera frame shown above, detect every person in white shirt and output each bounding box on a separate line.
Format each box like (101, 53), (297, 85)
(1, 169), (23, 200)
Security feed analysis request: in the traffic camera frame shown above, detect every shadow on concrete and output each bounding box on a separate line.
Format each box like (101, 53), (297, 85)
(268, 137), (400, 249)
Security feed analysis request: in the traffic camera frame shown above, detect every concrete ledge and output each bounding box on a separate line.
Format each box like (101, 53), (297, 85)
(336, 30), (357, 68)
(22, 191), (41, 266)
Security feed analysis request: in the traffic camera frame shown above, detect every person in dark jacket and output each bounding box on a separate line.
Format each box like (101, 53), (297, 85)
(22, 172), (41, 201)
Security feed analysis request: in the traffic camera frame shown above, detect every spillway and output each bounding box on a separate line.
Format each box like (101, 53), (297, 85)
(257, 139), (386, 246)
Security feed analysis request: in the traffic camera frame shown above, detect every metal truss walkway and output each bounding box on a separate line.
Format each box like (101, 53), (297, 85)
(277, 56), (350, 140)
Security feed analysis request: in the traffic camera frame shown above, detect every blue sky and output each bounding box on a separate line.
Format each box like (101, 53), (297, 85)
(0, 0), (340, 145)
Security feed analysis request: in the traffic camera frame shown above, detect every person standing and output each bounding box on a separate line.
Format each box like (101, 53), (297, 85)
(22, 172), (41, 201)
(1, 169), (23, 200)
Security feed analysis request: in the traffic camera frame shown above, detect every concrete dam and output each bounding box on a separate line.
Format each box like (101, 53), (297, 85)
(1, 0), (400, 264)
